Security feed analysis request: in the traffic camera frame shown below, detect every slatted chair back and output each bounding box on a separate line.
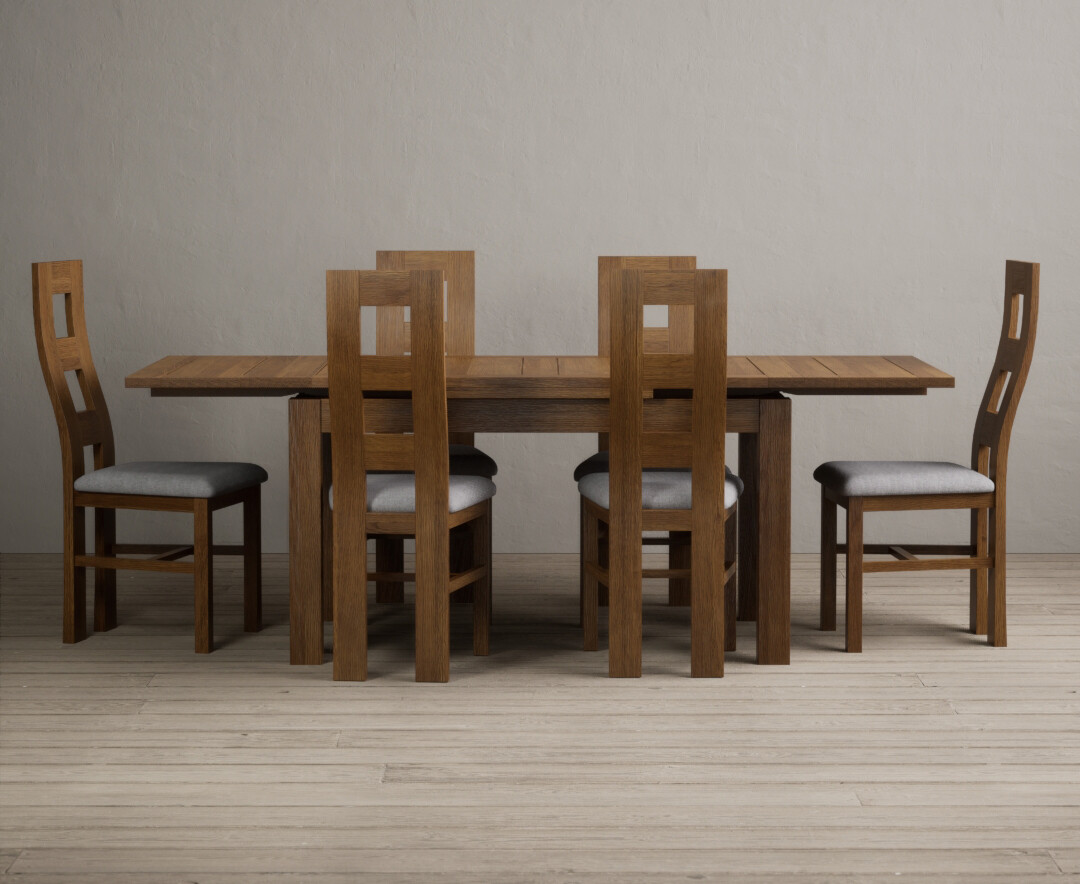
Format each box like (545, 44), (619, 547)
(608, 269), (729, 671)
(970, 261), (1040, 487)
(32, 260), (116, 486)
(375, 251), (475, 446)
(597, 256), (696, 449)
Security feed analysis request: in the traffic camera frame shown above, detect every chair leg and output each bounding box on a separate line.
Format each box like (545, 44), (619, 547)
(450, 527), (474, 604)
(243, 487), (262, 633)
(668, 531), (691, 607)
(194, 500), (214, 654)
(597, 522), (609, 608)
(93, 507), (117, 632)
(845, 499), (863, 653)
(63, 500), (87, 643)
(578, 496), (586, 626)
(375, 537), (405, 604)
(472, 501), (492, 656)
(724, 511), (737, 652)
(321, 434), (334, 622)
(820, 488), (837, 631)
(987, 506), (1007, 647)
(582, 502), (599, 652)
(970, 506), (988, 635)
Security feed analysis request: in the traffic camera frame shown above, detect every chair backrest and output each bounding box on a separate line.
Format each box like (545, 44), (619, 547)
(971, 261), (1039, 489)
(375, 250), (475, 445)
(325, 268), (450, 519)
(597, 256), (696, 449)
(32, 260), (116, 486)
(608, 269), (729, 653)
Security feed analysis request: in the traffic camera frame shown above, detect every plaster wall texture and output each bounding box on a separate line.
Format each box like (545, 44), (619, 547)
(2, 0), (1078, 553)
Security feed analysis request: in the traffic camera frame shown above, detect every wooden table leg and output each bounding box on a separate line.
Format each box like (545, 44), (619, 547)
(289, 396), (325, 664)
(755, 396), (791, 664)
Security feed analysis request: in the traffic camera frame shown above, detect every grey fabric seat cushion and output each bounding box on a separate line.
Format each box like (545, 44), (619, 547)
(330, 474), (496, 514)
(573, 450), (738, 484)
(813, 461), (995, 497)
(578, 471), (742, 510)
(73, 462), (268, 499)
(449, 444), (498, 478)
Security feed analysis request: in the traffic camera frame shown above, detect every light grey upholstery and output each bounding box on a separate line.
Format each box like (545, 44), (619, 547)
(573, 450), (738, 484)
(330, 474), (496, 514)
(813, 461), (995, 497)
(449, 444), (498, 478)
(578, 471), (742, 510)
(73, 462), (267, 499)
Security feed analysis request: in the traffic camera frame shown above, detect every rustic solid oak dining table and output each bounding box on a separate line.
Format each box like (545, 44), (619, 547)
(127, 353), (953, 677)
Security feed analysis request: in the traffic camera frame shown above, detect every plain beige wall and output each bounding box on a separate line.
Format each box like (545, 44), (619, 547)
(2, 0), (1078, 554)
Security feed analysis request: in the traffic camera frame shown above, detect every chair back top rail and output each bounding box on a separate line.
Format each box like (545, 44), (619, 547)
(971, 260), (1039, 484)
(33, 259), (116, 484)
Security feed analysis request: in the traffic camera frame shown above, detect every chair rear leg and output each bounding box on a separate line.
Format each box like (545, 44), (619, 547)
(243, 487), (262, 633)
(194, 500), (214, 653)
(724, 510), (737, 652)
(579, 496), (585, 625)
(375, 537), (405, 604)
(970, 506), (988, 635)
(987, 506), (1007, 647)
(820, 488), (837, 631)
(597, 522), (609, 608)
(668, 531), (691, 607)
(845, 499), (863, 653)
(450, 527), (474, 604)
(582, 503), (600, 651)
(64, 501), (87, 643)
(472, 501), (492, 656)
(94, 507), (117, 632)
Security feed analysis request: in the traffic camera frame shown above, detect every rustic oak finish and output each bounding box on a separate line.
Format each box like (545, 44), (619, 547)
(588, 256), (698, 612)
(582, 269), (737, 677)
(820, 261), (1039, 652)
(127, 352), (951, 669)
(325, 270), (492, 682)
(33, 260), (262, 652)
(372, 251), (481, 606)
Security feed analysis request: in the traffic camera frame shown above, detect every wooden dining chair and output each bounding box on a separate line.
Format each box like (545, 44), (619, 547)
(574, 256), (739, 639)
(358, 251), (497, 607)
(326, 268), (494, 682)
(33, 260), (266, 652)
(815, 261), (1039, 651)
(579, 269), (741, 676)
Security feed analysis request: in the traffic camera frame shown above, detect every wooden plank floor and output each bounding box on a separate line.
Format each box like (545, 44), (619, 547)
(1, 552), (1078, 882)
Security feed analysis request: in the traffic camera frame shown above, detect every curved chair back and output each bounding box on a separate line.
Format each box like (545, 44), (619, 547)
(32, 260), (116, 486)
(971, 261), (1040, 487)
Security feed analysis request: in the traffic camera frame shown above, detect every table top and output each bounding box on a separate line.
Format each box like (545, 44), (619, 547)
(126, 354), (953, 398)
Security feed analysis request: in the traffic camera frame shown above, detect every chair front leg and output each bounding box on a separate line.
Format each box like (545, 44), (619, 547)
(94, 507), (117, 632)
(970, 506), (989, 635)
(987, 505), (1007, 647)
(243, 487), (262, 633)
(194, 500), (214, 653)
(845, 499), (863, 653)
(820, 488), (837, 631)
(64, 499), (88, 643)
(472, 501), (492, 656)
